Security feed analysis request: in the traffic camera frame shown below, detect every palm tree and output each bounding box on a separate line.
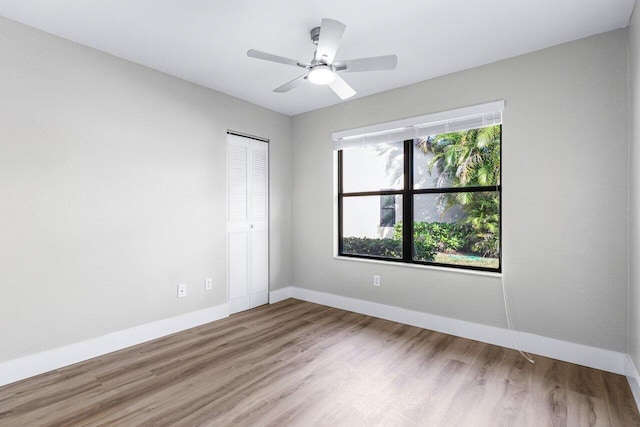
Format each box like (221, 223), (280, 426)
(419, 125), (500, 188)
(417, 125), (501, 257)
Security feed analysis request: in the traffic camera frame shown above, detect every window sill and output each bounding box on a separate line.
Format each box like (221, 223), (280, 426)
(333, 255), (502, 278)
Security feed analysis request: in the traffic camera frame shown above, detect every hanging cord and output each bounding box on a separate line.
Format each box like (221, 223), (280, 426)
(501, 269), (535, 364)
(497, 164), (533, 364)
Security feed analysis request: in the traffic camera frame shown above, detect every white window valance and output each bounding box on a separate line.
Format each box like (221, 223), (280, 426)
(332, 100), (504, 150)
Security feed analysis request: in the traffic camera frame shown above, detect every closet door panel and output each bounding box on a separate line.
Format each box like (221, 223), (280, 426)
(227, 134), (269, 314)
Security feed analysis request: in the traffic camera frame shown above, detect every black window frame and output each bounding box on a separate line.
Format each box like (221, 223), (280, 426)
(337, 129), (502, 273)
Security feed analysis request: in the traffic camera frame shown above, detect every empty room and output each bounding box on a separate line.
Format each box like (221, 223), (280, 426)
(2, 0), (640, 425)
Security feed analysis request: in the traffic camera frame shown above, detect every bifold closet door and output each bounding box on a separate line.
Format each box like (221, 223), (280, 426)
(227, 134), (269, 314)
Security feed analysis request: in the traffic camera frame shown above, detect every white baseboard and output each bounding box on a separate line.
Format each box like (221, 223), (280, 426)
(269, 286), (294, 303)
(274, 286), (628, 376)
(0, 303), (229, 388)
(626, 355), (640, 411)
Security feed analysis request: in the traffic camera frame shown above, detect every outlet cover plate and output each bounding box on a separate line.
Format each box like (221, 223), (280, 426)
(177, 283), (187, 298)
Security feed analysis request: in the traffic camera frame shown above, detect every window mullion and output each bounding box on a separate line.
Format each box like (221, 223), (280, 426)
(412, 185), (500, 195)
(342, 189), (404, 197)
(337, 150), (344, 254)
(402, 139), (412, 262)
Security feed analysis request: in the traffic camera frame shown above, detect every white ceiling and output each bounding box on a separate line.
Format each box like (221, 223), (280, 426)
(0, 0), (635, 116)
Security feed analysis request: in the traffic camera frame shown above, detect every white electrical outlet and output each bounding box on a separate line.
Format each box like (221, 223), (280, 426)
(205, 278), (213, 290)
(177, 283), (187, 298)
(373, 275), (381, 287)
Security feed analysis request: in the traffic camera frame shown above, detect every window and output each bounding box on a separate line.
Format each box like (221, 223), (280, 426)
(380, 194), (396, 227)
(334, 102), (502, 272)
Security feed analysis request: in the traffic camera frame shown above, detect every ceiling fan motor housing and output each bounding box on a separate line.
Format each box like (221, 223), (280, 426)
(310, 27), (321, 45)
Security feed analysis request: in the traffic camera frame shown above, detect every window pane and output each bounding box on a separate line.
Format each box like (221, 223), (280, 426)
(413, 125), (501, 189)
(413, 191), (500, 269)
(342, 141), (404, 193)
(342, 195), (403, 258)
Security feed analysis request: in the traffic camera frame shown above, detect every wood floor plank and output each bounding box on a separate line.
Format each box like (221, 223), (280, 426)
(0, 298), (638, 426)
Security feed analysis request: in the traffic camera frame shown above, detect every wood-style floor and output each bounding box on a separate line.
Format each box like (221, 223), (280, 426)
(0, 299), (638, 426)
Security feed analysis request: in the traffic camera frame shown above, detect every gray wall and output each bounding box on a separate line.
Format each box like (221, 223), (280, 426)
(630, 4), (640, 370)
(1, 12), (632, 366)
(0, 17), (292, 363)
(291, 29), (629, 352)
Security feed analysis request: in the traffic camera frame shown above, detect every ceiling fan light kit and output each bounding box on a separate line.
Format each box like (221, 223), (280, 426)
(308, 65), (335, 85)
(247, 18), (397, 100)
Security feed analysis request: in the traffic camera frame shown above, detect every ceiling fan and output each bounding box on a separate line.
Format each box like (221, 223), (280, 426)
(247, 18), (397, 100)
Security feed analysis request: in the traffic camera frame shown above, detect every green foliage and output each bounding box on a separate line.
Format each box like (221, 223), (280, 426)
(394, 221), (469, 253)
(416, 125), (501, 258)
(462, 192), (500, 257)
(342, 237), (402, 258)
(342, 216), (499, 263)
(413, 238), (438, 262)
(342, 236), (437, 262)
(418, 126), (501, 188)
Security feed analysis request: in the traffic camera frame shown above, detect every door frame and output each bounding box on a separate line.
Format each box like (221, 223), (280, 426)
(226, 131), (270, 314)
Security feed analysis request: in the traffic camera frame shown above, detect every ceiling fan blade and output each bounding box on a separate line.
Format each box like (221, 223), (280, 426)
(315, 18), (346, 64)
(273, 74), (307, 93)
(247, 49), (306, 68)
(334, 55), (398, 73)
(328, 74), (356, 100)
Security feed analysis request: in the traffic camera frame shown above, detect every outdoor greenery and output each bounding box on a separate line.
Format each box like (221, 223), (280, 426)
(394, 221), (468, 253)
(342, 237), (403, 258)
(417, 125), (500, 187)
(342, 236), (437, 261)
(342, 219), (488, 263)
(417, 125), (501, 258)
(390, 221), (470, 261)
